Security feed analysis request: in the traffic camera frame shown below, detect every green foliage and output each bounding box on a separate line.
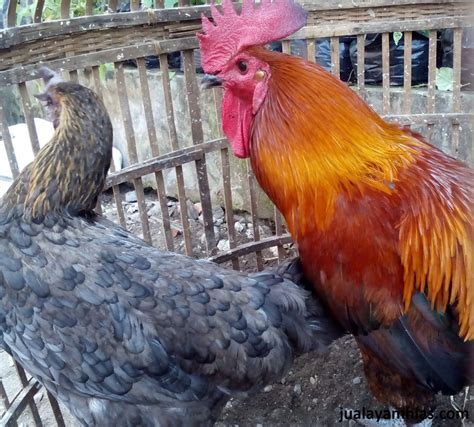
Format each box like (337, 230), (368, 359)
(99, 63), (114, 81)
(164, 0), (206, 7)
(15, 0), (104, 24)
(393, 32), (403, 46)
(16, 2), (37, 26)
(42, 0), (103, 20)
(436, 67), (454, 91)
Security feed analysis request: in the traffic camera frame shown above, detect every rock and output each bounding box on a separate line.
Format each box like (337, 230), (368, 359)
(352, 376), (362, 385)
(127, 204), (139, 214)
(147, 202), (161, 217)
(168, 204), (177, 217)
(271, 408), (287, 418)
(263, 385), (273, 392)
(217, 239), (230, 252)
(112, 147), (123, 171)
(245, 228), (254, 239)
(293, 383), (302, 395)
(194, 202), (203, 215)
(125, 191), (137, 203)
(213, 207), (225, 221)
(268, 246), (279, 257)
(309, 376), (316, 385)
(234, 222), (246, 233)
(258, 225), (271, 236)
(186, 199), (199, 220)
(128, 212), (140, 223)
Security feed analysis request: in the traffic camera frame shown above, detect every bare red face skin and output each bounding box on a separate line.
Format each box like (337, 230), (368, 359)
(222, 84), (253, 158)
(218, 53), (270, 159)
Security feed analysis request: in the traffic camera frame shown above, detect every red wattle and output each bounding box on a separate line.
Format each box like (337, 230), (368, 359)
(222, 89), (252, 159)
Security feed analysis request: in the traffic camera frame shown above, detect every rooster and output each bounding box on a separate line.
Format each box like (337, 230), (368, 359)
(197, 0), (473, 425)
(0, 67), (342, 426)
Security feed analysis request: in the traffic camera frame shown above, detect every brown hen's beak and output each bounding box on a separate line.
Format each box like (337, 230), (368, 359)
(201, 75), (224, 89)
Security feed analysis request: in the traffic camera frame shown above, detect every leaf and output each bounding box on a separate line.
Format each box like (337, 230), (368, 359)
(393, 32), (403, 46)
(436, 67), (454, 91)
(416, 30), (429, 38)
(98, 63), (113, 82)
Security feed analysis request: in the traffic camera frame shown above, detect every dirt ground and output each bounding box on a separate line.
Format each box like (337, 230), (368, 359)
(217, 337), (473, 427)
(1, 190), (473, 426)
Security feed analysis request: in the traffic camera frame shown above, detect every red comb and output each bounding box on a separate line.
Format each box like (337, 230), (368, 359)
(197, 0), (307, 74)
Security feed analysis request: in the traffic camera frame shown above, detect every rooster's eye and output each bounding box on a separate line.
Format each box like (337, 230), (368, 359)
(237, 60), (248, 74)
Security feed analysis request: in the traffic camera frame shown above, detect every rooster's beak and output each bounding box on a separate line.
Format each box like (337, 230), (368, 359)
(201, 75), (224, 89)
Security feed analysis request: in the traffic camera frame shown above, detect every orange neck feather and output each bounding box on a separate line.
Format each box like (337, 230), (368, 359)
(250, 49), (420, 235)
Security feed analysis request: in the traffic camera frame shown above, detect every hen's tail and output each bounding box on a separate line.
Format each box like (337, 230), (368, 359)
(269, 257), (344, 355)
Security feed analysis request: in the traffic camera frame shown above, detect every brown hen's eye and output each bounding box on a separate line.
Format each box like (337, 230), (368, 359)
(237, 60), (248, 74)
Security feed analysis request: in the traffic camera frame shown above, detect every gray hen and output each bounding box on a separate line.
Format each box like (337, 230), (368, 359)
(0, 68), (342, 426)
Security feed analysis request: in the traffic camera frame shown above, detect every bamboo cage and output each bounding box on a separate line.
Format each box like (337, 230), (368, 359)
(0, 0), (473, 424)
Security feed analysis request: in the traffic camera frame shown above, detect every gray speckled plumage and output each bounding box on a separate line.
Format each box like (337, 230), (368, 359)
(0, 71), (342, 426)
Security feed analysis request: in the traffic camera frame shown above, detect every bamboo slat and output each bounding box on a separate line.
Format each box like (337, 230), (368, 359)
(159, 53), (193, 256)
(13, 362), (42, 426)
(356, 34), (366, 98)
(115, 62), (152, 244)
(247, 160), (264, 271)
(60, 0), (71, 19)
(18, 83), (40, 155)
(183, 49), (216, 255)
(212, 87), (240, 270)
(136, 57), (175, 251)
(382, 32), (390, 115)
(451, 27), (462, 156)
(307, 39), (316, 63)
(330, 36), (340, 77)
(210, 235), (293, 264)
(0, 101), (20, 178)
(403, 31), (413, 116)
(34, 0), (45, 23)
(0, 379), (41, 427)
(426, 30), (437, 140)
(46, 391), (66, 427)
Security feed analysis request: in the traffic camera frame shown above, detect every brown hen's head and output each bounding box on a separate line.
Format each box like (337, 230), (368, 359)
(198, 0), (306, 158)
(34, 67), (66, 128)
